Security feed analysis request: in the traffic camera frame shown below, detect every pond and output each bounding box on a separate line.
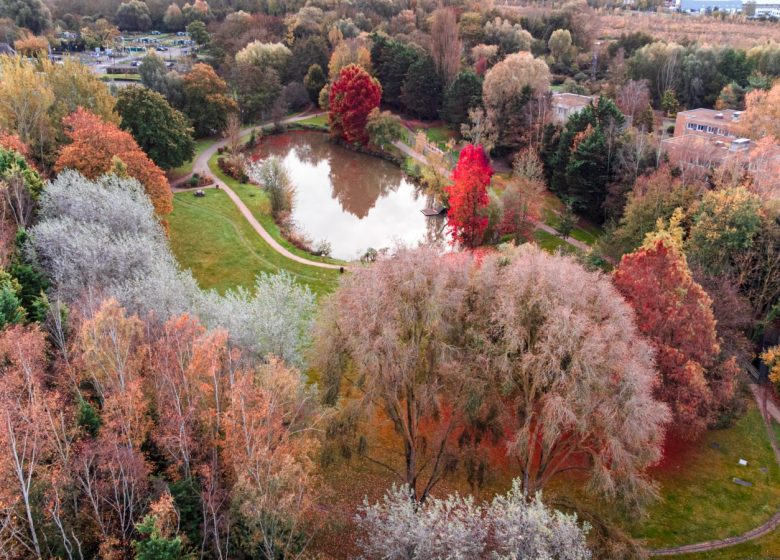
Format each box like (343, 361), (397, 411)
(249, 131), (445, 261)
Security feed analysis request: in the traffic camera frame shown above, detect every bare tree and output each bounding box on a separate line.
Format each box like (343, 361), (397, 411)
(616, 79), (651, 126)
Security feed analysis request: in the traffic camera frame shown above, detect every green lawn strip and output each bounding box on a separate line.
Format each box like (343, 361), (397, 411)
(294, 114), (329, 127)
(541, 207), (599, 245)
(168, 190), (339, 296)
(629, 404), (780, 548)
(100, 74), (141, 81)
(169, 137), (215, 179)
(207, 152), (345, 267)
(533, 229), (579, 253)
(423, 125), (455, 148)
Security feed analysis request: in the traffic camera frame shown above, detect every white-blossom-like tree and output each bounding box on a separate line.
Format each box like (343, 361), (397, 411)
(356, 480), (591, 560)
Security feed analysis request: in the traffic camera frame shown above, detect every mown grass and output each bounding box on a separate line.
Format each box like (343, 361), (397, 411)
(629, 403), (780, 549)
(533, 229), (578, 253)
(167, 189), (340, 296)
(541, 208), (600, 245)
(100, 73), (141, 81)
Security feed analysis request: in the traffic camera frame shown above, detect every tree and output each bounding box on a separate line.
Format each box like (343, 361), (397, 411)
(0, 0), (50, 34)
(548, 28), (573, 62)
(370, 33), (421, 107)
(467, 245), (669, 505)
(225, 358), (320, 560)
(328, 38), (372, 80)
(616, 79), (651, 126)
(357, 481), (591, 560)
(686, 186), (763, 274)
(499, 175), (544, 242)
(303, 64), (326, 103)
(740, 81), (780, 141)
(613, 210), (738, 440)
(441, 70), (482, 127)
(163, 3), (184, 31)
(483, 17), (532, 56)
(287, 35), (329, 82)
(446, 144), (493, 248)
(116, 87), (195, 170)
(661, 89), (679, 116)
(400, 55), (444, 119)
(0, 325), (54, 559)
(328, 64), (381, 145)
(245, 156), (294, 217)
(133, 493), (191, 560)
(232, 60), (282, 123)
(186, 20), (208, 46)
(13, 33), (47, 55)
(314, 247), (476, 502)
(55, 108), (173, 216)
(482, 52), (551, 151)
(182, 63), (237, 136)
(543, 97), (624, 222)
(115, 0), (151, 31)
(430, 8), (462, 87)
(365, 108), (404, 149)
(235, 40), (291, 74)
(460, 107), (497, 153)
(556, 200), (576, 238)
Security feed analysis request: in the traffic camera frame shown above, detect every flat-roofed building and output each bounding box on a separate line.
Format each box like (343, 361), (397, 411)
(674, 108), (744, 142)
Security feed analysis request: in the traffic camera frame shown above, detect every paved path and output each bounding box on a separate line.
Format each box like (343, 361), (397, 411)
(171, 112), (343, 271)
(392, 139), (591, 253)
(650, 382), (780, 556)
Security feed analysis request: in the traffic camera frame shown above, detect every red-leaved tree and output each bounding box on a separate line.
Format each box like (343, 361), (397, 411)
(446, 144), (493, 248)
(613, 211), (739, 440)
(328, 64), (382, 145)
(55, 108), (173, 216)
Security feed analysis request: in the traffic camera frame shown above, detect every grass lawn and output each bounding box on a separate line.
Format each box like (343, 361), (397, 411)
(629, 402), (780, 549)
(294, 114), (329, 127)
(533, 229), (579, 253)
(207, 152), (344, 268)
(168, 189), (340, 296)
(168, 137), (215, 180)
(424, 124), (456, 147)
(541, 208), (600, 245)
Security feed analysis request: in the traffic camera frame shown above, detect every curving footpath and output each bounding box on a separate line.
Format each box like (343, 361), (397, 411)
(650, 382), (780, 556)
(172, 112), (343, 271)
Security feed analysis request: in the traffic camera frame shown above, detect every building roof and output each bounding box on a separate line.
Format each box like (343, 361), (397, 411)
(662, 134), (751, 166)
(551, 92), (596, 110)
(680, 0), (743, 8)
(677, 108), (743, 128)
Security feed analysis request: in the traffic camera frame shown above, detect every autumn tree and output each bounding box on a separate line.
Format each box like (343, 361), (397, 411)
(55, 108), (173, 216)
(430, 8), (462, 87)
(182, 63), (237, 136)
(740, 81), (780, 141)
(303, 63), (326, 102)
(328, 38), (372, 79)
(613, 211), (739, 440)
(499, 149), (545, 241)
(328, 64), (382, 145)
(365, 108), (405, 150)
(225, 358), (320, 559)
(616, 79), (652, 127)
(314, 247), (475, 502)
(116, 86), (195, 170)
(548, 28), (573, 63)
(0, 0), (51, 33)
(482, 52), (551, 152)
(370, 32), (421, 107)
(446, 144), (493, 248)
(0, 325), (54, 559)
(467, 245), (669, 507)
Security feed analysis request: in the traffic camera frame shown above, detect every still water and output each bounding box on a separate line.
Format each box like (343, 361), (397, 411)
(250, 131), (444, 260)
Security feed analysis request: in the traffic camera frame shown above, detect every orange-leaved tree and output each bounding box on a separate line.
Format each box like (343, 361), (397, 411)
(55, 108), (173, 216)
(613, 209), (739, 440)
(446, 143), (493, 248)
(329, 64), (382, 145)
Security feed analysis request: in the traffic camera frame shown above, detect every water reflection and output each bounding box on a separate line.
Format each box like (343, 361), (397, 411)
(250, 131), (444, 260)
